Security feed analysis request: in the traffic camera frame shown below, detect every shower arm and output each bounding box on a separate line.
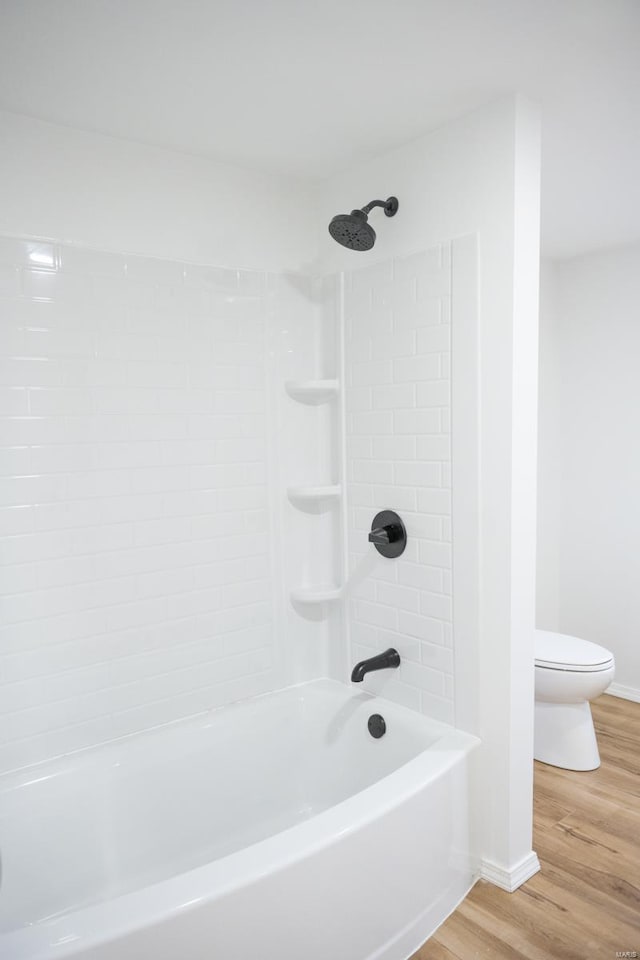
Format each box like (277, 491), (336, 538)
(361, 200), (387, 214)
(360, 197), (399, 217)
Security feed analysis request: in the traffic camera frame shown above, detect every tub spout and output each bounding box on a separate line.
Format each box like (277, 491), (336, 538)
(351, 648), (401, 683)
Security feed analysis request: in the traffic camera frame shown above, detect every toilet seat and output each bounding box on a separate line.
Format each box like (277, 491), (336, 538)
(535, 629), (614, 673)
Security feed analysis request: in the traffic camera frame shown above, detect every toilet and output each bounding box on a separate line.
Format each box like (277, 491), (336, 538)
(534, 629), (615, 771)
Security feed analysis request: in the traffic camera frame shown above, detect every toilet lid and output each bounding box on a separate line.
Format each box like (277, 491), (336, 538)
(535, 630), (614, 672)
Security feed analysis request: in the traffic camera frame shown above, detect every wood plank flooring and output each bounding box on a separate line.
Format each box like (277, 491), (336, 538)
(411, 694), (640, 960)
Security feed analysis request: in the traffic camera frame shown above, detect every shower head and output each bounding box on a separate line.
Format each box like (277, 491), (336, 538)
(328, 197), (398, 251)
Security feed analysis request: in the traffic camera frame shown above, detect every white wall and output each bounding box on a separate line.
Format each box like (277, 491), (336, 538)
(536, 260), (561, 627)
(316, 97), (541, 884)
(537, 242), (640, 700)
(0, 111), (316, 272)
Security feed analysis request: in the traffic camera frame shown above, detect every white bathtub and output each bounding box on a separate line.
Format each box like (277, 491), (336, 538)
(0, 678), (479, 960)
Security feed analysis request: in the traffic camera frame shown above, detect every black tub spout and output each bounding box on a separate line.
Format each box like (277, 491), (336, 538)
(351, 648), (401, 683)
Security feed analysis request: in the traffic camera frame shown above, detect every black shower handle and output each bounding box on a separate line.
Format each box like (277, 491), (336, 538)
(368, 524), (402, 546)
(368, 510), (407, 558)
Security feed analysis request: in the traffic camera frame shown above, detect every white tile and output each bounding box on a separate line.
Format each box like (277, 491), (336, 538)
(350, 360), (393, 387)
(346, 387), (373, 411)
(126, 360), (187, 388)
(372, 436), (416, 461)
(370, 331), (416, 359)
(375, 581), (420, 613)
(0, 358), (66, 387)
(0, 447), (31, 477)
(0, 389), (28, 415)
(402, 512), (442, 540)
(420, 591), (453, 621)
(393, 409), (441, 435)
(393, 293), (442, 329)
(419, 540), (452, 568)
(416, 380), (451, 407)
(420, 691), (454, 724)
(393, 462), (441, 487)
(29, 387), (93, 416)
(351, 411), (394, 436)
(1, 562), (37, 595)
(416, 269), (451, 300)
(0, 474), (67, 507)
(399, 659), (444, 696)
(398, 611), (445, 645)
(35, 555), (96, 589)
(416, 324), (451, 353)
(397, 561), (443, 592)
(417, 488), (451, 515)
(352, 459), (394, 484)
(393, 354), (440, 383)
(348, 437), (373, 460)
(353, 600), (398, 631)
(213, 390), (265, 413)
(416, 435), (451, 460)
(21, 269), (92, 303)
(371, 383), (415, 409)
(346, 249), (454, 721)
(421, 642), (454, 674)
(371, 484), (417, 511)
(347, 484), (374, 507)
(0, 265), (21, 297)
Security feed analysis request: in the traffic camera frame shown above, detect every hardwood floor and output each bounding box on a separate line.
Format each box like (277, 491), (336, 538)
(411, 694), (640, 960)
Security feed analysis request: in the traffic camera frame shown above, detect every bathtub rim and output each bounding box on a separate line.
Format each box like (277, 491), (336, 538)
(0, 676), (455, 790)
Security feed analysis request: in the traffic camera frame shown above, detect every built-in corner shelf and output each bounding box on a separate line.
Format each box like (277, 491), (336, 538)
(290, 585), (342, 605)
(285, 379), (339, 404)
(287, 484), (342, 504)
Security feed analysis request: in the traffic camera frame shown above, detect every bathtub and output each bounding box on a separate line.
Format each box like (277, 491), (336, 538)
(0, 678), (479, 960)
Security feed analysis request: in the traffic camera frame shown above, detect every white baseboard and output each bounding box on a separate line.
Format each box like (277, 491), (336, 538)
(606, 683), (640, 704)
(480, 851), (540, 892)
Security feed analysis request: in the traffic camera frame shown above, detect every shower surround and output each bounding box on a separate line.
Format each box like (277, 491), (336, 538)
(0, 235), (460, 771)
(0, 239), (291, 773)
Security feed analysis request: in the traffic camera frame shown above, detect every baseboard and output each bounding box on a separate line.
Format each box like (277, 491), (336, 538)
(606, 683), (640, 704)
(480, 851), (540, 892)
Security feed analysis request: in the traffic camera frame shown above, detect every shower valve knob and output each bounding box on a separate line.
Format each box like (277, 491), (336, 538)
(368, 510), (407, 559)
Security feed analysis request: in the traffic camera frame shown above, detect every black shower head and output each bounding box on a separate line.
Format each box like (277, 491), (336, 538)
(328, 197), (398, 251)
(328, 209), (375, 251)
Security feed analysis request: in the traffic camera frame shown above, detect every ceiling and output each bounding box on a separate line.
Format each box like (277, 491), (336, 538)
(0, 0), (638, 259)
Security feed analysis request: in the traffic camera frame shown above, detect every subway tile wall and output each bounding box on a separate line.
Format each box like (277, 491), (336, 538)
(0, 236), (282, 774)
(345, 244), (454, 723)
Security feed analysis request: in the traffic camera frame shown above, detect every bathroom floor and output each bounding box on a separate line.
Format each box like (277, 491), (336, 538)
(412, 694), (640, 959)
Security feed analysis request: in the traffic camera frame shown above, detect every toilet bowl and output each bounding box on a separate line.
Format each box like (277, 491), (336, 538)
(534, 629), (615, 771)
